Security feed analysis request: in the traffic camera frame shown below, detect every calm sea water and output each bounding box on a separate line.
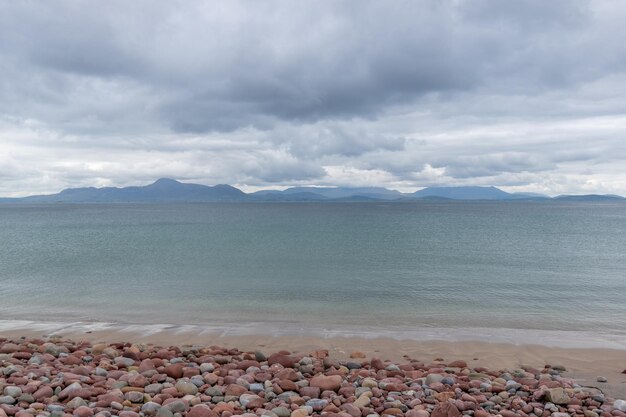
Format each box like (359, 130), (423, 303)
(1, 202), (625, 343)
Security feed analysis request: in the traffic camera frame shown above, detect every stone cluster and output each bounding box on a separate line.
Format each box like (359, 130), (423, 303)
(0, 338), (622, 417)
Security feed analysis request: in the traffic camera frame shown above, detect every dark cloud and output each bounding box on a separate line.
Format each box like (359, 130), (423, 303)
(0, 0), (625, 195)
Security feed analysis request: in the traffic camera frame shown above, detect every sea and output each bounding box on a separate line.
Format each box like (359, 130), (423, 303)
(1, 201), (625, 348)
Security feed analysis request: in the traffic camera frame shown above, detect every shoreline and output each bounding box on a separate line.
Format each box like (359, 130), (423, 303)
(1, 320), (625, 399)
(2, 320), (626, 350)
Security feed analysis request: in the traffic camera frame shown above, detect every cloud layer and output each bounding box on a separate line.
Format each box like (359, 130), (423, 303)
(1, 0), (626, 196)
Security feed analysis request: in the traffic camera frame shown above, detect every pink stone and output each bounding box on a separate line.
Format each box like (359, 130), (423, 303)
(33, 386), (54, 400)
(340, 403), (361, 417)
(164, 364), (183, 379)
(267, 354), (295, 368)
(300, 386), (320, 398)
(138, 359), (156, 373)
(224, 384), (247, 396)
(431, 402), (462, 417)
(182, 368), (200, 378)
(128, 374), (147, 387)
(74, 406), (94, 417)
(371, 358), (385, 370)
(187, 405), (217, 417)
(310, 375), (342, 392)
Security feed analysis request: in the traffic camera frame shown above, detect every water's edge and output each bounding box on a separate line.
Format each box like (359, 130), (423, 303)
(2, 319), (625, 350)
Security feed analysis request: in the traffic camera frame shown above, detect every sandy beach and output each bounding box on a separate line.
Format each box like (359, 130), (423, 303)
(2, 324), (626, 384)
(0, 327), (626, 417)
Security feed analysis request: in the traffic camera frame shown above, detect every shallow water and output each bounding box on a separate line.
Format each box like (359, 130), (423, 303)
(0, 201), (625, 344)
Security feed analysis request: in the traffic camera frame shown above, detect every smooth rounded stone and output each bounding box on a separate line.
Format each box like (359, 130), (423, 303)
(249, 383), (265, 393)
(239, 394), (263, 408)
(17, 394), (34, 404)
(125, 391), (144, 403)
(362, 378), (378, 388)
(165, 400), (187, 413)
(199, 363), (214, 373)
(113, 356), (135, 367)
(592, 394), (605, 403)
(67, 397), (88, 409)
(426, 374), (444, 386)
(479, 383), (491, 391)
(95, 367), (108, 377)
(175, 381), (198, 395)
(118, 412), (140, 417)
(310, 375), (342, 392)
(354, 395), (371, 409)
(145, 384), (164, 394)
(407, 411), (430, 417)
(204, 387), (222, 397)
(597, 376), (608, 383)
(468, 373), (489, 381)
(235, 378), (251, 389)
(190, 377), (205, 387)
(74, 406), (94, 417)
(386, 364), (401, 372)
(164, 364), (184, 379)
(441, 377), (456, 386)
(111, 381), (128, 390)
(187, 405), (215, 417)
(28, 355), (43, 365)
(2, 366), (18, 376)
(225, 384), (248, 397)
(276, 391), (299, 402)
(156, 407), (174, 417)
(141, 402), (162, 416)
(299, 357), (313, 366)
(305, 399), (327, 411)
(299, 365), (315, 374)
(44, 344), (62, 357)
(505, 380), (521, 389)
(290, 409), (309, 417)
(489, 395), (502, 405)
(48, 405), (66, 413)
(272, 407), (291, 417)
(4, 387), (22, 398)
(356, 387), (372, 397)
(261, 411), (278, 417)
(615, 400), (626, 412)
(0, 396), (16, 405)
(254, 351), (267, 362)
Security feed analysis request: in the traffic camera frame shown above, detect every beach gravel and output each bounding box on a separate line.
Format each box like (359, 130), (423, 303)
(0, 337), (622, 417)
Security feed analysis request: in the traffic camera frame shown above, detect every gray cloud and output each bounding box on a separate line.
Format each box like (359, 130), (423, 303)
(1, 0), (626, 196)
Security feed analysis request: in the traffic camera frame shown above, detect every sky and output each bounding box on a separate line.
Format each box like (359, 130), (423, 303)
(1, 0), (626, 197)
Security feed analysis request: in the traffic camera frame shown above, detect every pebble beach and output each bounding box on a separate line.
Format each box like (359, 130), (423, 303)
(1, 336), (625, 417)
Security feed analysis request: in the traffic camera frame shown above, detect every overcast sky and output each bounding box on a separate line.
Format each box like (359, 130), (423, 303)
(1, 0), (626, 197)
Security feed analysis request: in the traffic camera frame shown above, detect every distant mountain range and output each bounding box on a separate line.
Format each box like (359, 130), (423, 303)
(0, 178), (623, 203)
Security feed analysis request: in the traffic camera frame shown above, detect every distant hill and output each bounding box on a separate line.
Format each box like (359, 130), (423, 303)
(554, 194), (625, 202)
(0, 180), (623, 203)
(412, 186), (514, 200)
(253, 186), (404, 200)
(18, 178), (248, 203)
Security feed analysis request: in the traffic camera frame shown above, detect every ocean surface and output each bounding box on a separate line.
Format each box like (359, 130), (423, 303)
(1, 201), (625, 347)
